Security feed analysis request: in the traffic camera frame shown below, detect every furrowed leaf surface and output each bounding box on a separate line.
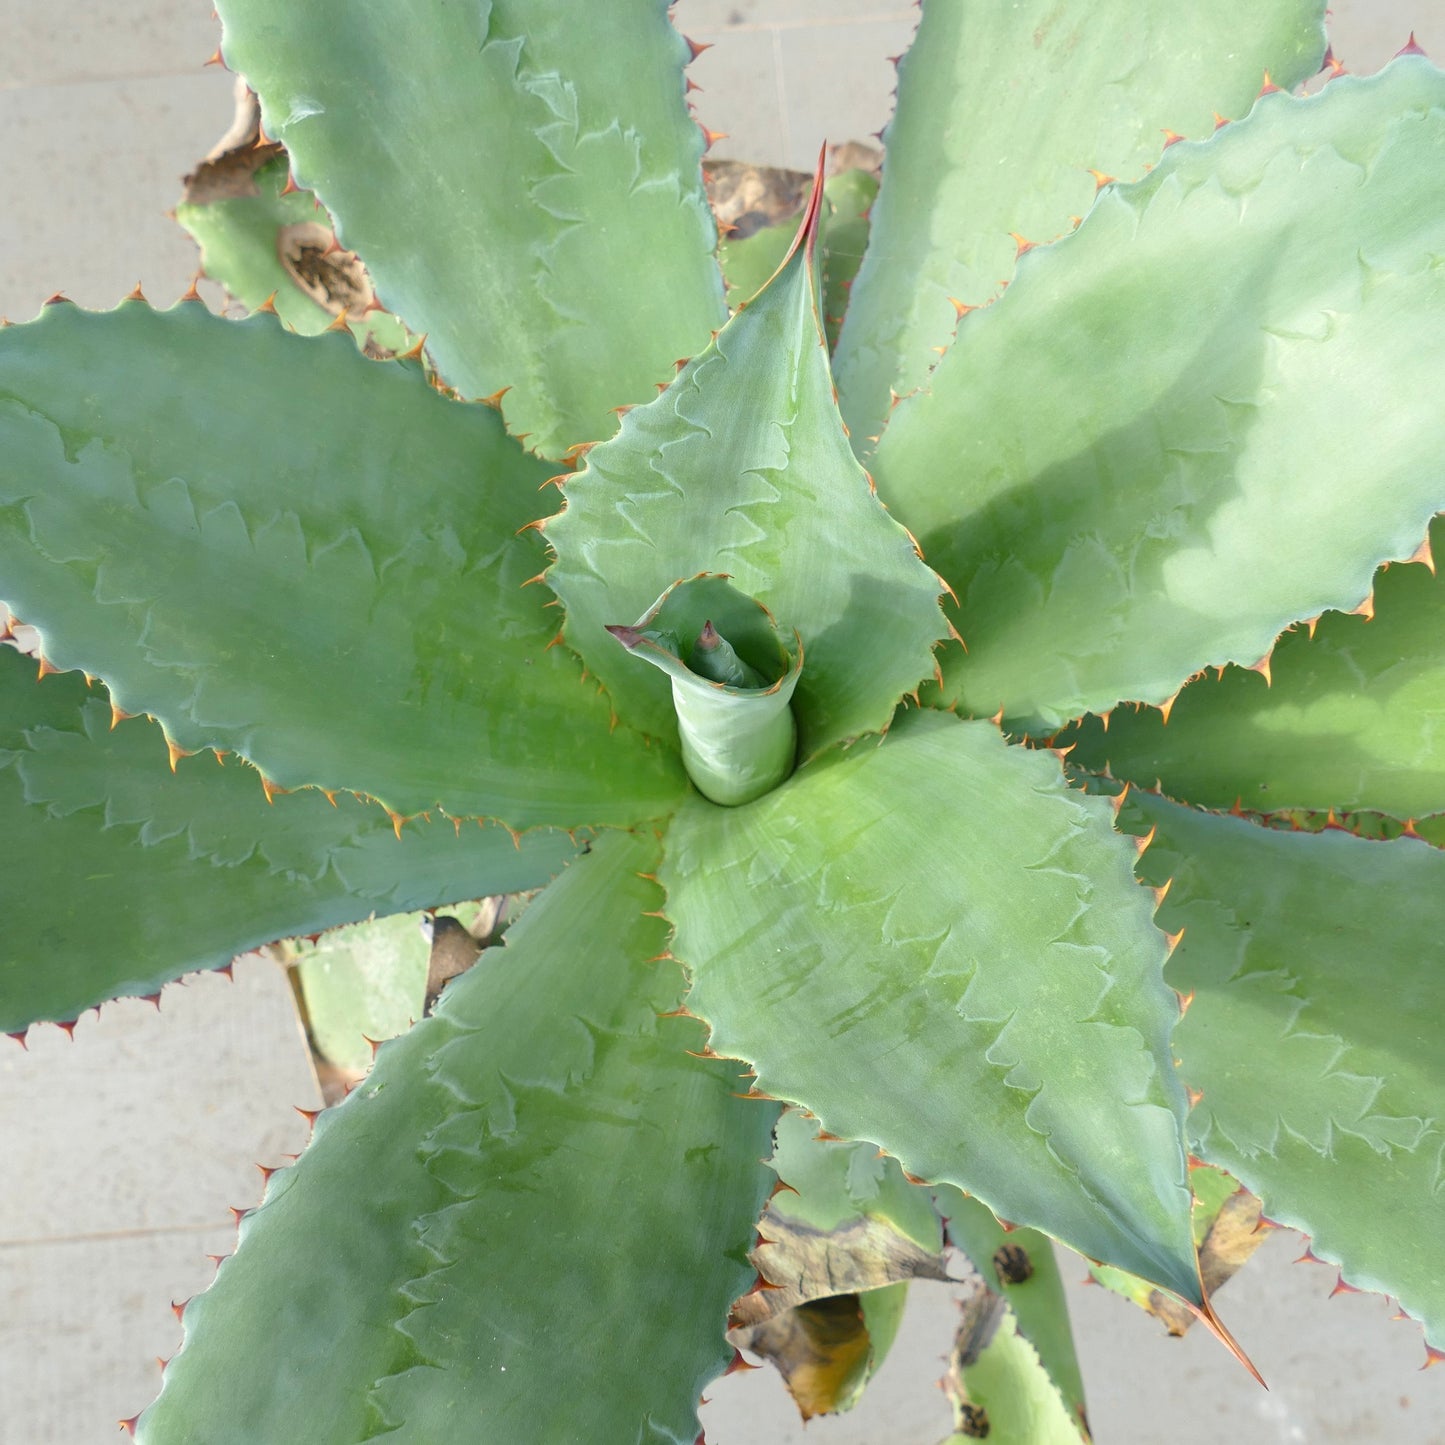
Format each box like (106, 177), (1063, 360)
(662, 709), (1199, 1303)
(215, 0), (725, 458)
(835, 0), (1325, 452)
(1065, 519), (1445, 818)
(138, 833), (777, 1443)
(546, 212), (947, 760)
(872, 61), (1445, 731)
(0, 302), (685, 829)
(1127, 790), (1445, 1348)
(0, 649), (575, 1032)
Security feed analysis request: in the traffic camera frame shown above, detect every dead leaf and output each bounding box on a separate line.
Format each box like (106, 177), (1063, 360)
(727, 1210), (951, 1417)
(1146, 1187), (1266, 1335)
(276, 222), (375, 319)
(181, 81), (283, 205)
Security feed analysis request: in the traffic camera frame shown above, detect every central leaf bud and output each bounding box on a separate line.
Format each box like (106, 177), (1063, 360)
(606, 574), (801, 806)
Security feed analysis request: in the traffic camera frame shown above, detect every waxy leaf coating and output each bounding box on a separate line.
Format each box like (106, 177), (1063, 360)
(1129, 791), (1445, 1350)
(663, 709), (1200, 1303)
(215, 0), (726, 457)
(547, 200), (948, 761)
(0, 648), (575, 1032)
(138, 833), (778, 1442)
(875, 61), (1445, 730)
(0, 301), (684, 830)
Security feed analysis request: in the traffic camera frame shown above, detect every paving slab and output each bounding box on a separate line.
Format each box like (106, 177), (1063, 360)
(777, 17), (918, 167)
(0, 956), (319, 1444)
(687, 23), (790, 166)
(0, 1226), (236, 1443)
(0, 0), (221, 91)
(2, 958), (319, 1243)
(0, 70), (234, 319)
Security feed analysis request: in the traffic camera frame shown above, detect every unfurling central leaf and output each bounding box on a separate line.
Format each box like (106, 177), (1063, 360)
(607, 574), (801, 807)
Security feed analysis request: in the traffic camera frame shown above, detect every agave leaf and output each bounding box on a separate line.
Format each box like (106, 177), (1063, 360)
(177, 145), (412, 355)
(1086, 1164), (1267, 1336)
(214, 0), (725, 458)
(663, 708), (1200, 1305)
(835, 0), (1326, 451)
(293, 908), (465, 1071)
(768, 1108), (944, 1255)
(0, 648), (575, 1032)
(710, 161), (811, 304)
(817, 167), (878, 353)
(1125, 789), (1445, 1349)
(935, 1187), (1088, 1436)
(1064, 519), (1445, 819)
(731, 1109), (950, 1418)
(0, 300), (685, 830)
(872, 60), (1445, 732)
(547, 189), (948, 763)
(608, 575), (802, 807)
(939, 1309), (1091, 1445)
(137, 832), (777, 1442)
(717, 165), (879, 351)
(749, 1114), (949, 1414)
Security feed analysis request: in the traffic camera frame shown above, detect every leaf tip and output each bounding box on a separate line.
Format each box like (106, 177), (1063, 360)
(1181, 1296), (1266, 1387)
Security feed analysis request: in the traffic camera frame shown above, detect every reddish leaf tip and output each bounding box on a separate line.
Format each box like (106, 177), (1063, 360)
(1181, 1296), (1266, 1387)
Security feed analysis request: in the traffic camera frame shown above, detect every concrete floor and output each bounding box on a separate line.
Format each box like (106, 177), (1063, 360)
(3, 1), (1444, 1440)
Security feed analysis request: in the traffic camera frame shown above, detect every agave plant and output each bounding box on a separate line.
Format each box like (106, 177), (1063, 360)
(3, 0), (1443, 1438)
